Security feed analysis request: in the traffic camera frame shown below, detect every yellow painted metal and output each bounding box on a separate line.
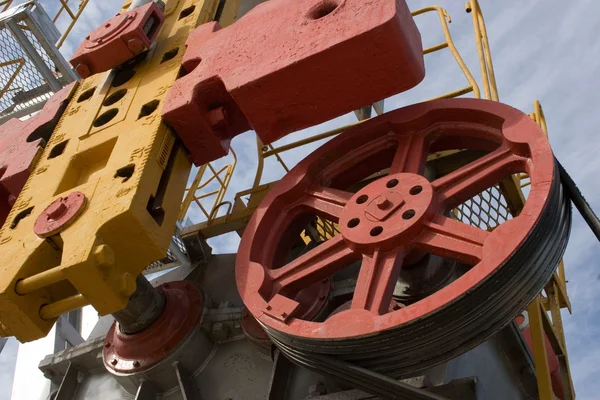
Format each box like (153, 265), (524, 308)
(526, 100), (575, 399)
(412, 6), (480, 100)
(466, 0), (499, 101)
(216, 0), (240, 27)
(55, 0), (90, 50)
(0, 58), (25, 98)
(15, 266), (63, 295)
(179, 149), (237, 222)
(527, 297), (555, 400)
(0, 0), (13, 12)
(0, 0), (224, 343)
(39, 294), (88, 320)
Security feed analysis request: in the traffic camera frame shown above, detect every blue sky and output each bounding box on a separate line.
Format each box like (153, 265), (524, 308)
(1, 0), (599, 399)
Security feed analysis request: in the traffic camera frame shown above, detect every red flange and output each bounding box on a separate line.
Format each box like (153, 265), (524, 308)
(104, 281), (203, 374)
(162, 0), (424, 165)
(0, 83), (75, 227)
(70, 2), (164, 78)
(236, 98), (555, 340)
(34, 192), (87, 238)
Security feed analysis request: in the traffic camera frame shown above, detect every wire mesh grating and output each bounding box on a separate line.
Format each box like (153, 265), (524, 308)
(454, 184), (513, 231)
(0, 24), (55, 119)
(145, 232), (189, 273)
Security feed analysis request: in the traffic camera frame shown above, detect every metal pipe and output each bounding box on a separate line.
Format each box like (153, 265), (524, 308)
(467, 0), (491, 100)
(15, 267), (63, 295)
(56, 0), (89, 49)
(40, 294), (89, 320)
(261, 120), (366, 159)
(112, 275), (165, 334)
(477, 8), (499, 101)
(557, 159), (600, 242)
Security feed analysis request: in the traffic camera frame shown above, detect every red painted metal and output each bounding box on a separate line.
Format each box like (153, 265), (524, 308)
(34, 192), (87, 237)
(70, 2), (165, 78)
(516, 314), (564, 399)
(0, 83), (75, 227)
(241, 307), (271, 348)
(103, 281), (203, 373)
(162, 0), (424, 166)
(236, 98), (555, 340)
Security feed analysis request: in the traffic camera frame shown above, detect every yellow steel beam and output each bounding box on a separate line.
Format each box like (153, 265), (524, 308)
(0, 0), (13, 12)
(0, 58), (26, 99)
(0, 0), (225, 343)
(527, 297), (554, 400)
(412, 6), (480, 100)
(55, 0), (90, 49)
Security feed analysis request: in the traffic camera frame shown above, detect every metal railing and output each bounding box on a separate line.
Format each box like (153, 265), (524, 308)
(0, 1), (88, 123)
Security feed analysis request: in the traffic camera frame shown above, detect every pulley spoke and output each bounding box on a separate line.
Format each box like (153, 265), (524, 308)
(303, 186), (353, 220)
(269, 235), (358, 291)
(351, 250), (405, 315)
(415, 214), (489, 265)
(431, 146), (521, 210)
(389, 133), (429, 175)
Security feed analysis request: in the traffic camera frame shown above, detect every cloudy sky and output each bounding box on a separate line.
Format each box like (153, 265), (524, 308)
(1, 0), (599, 399)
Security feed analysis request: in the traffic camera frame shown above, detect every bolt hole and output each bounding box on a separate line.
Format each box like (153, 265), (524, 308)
(111, 68), (136, 87)
(77, 87), (95, 103)
(386, 179), (399, 188)
(114, 164), (135, 182)
(103, 89), (128, 107)
(370, 226), (383, 237)
(161, 48), (179, 64)
(409, 185), (423, 195)
(347, 218), (360, 228)
(402, 209), (416, 220)
(138, 100), (160, 119)
(179, 5), (195, 20)
(10, 207), (34, 229)
(48, 140), (68, 159)
(356, 195), (369, 204)
(309, 1), (339, 20)
(93, 109), (119, 127)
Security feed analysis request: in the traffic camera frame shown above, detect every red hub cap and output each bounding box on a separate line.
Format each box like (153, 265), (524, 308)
(34, 192), (86, 237)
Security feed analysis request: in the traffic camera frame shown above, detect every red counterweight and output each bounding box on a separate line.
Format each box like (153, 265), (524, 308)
(0, 83), (75, 227)
(162, 0), (425, 166)
(70, 2), (165, 78)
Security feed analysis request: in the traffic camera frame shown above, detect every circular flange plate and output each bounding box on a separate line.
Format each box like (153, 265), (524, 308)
(103, 281), (204, 374)
(34, 192), (87, 238)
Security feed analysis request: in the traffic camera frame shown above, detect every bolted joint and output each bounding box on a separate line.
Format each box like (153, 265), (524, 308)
(127, 38), (145, 54)
(75, 64), (91, 78)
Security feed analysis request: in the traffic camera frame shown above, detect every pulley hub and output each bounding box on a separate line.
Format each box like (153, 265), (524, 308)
(340, 173), (433, 250)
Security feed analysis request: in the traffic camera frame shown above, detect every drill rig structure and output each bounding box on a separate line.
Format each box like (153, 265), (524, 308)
(0, 0), (589, 399)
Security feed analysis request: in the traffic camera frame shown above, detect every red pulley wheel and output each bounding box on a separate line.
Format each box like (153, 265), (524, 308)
(236, 98), (570, 377)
